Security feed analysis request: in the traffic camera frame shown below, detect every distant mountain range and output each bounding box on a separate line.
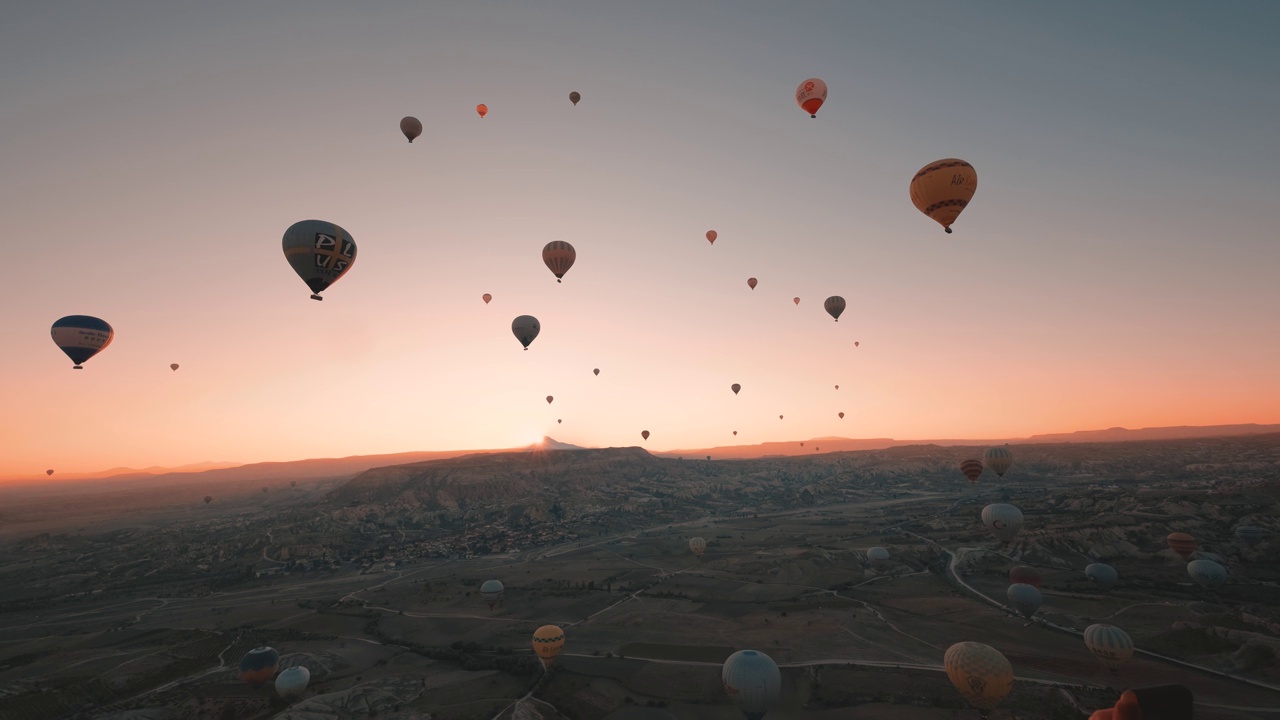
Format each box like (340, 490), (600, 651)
(5, 424), (1277, 486)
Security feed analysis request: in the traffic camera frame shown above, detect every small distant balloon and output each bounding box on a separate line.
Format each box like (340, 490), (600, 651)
(170, 363), (179, 371)
(51, 315), (114, 369)
(569, 91), (581, 106)
(838, 412), (844, 419)
(779, 414), (784, 420)
(795, 77), (828, 118)
(733, 430), (737, 435)
(203, 495), (212, 505)
(689, 537), (707, 557)
(800, 442), (804, 447)
(793, 297), (800, 305)
(400, 116), (422, 143)
(275, 666), (310, 701)
(1166, 532), (1196, 560)
(641, 430), (650, 441)
(731, 383), (741, 395)
(984, 447), (1014, 478)
(593, 368), (600, 376)
(1085, 563), (1118, 591)
(557, 419), (562, 424)
(482, 293), (492, 304)
(960, 459), (984, 484)
(835, 384), (839, 390)
(910, 158), (978, 234)
(824, 296), (846, 322)
(546, 395), (554, 405)
(262, 486), (268, 494)
(290, 480), (297, 487)
(46, 469), (54, 476)
(854, 341), (859, 347)
(542, 241), (576, 282)
(747, 277), (758, 290)
(512, 315), (541, 350)
(706, 230), (717, 245)
(282, 220), (356, 301)
(476, 103), (488, 118)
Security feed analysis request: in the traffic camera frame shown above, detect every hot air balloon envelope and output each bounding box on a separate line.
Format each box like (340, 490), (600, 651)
(984, 447), (1013, 477)
(532, 625), (564, 666)
(1085, 563), (1118, 590)
(960, 459), (984, 484)
(1166, 532), (1196, 560)
(275, 666), (310, 700)
(944, 642), (1013, 711)
(1084, 624), (1133, 673)
(476, 103), (488, 118)
(747, 277), (757, 290)
(512, 315), (541, 350)
(910, 158), (977, 233)
(706, 230), (717, 244)
(51, 316), (113, 369)
(1006, 583), (1042, 619)
(981, 503), (1024, 545)
(689, 537), (707, 557)
(731, 383), (741, 395)
(722, 649), (781, 719)
(282, 220), (356, 300)
(239, 647), (280, 688)
(824, 296), (846, 321)
(795, 78), (828, 118)
(400, 116), (422, 143)
(1009, 566), (1041, 588)
(569, 91), (581, 105)
(542, 241), (576, 282)
(482, 293), (492, 304)
(1187, 559), (1227, 588)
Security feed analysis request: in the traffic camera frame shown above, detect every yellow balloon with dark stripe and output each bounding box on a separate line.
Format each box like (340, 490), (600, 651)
(532, 625), (565, 667)
(909, 158), (977, 233)
(944, 642), (1013, 711)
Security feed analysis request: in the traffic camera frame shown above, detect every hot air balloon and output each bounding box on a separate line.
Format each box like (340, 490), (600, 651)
(170, 363), (179, 372)
(795, 78), (827, 119)
(1009, 566), (1041, 588)
(1088, 685), (1194, 720)
(203, 496), (212, 505)
(824, 296), (846, 322)
(722, 649), (781, 720)
(1006, 583), (1042, 620)
(239, 647), (280, 688)
(593, 368), (600, 376)
(706, 455), (712, 461)
(1187, 559), (1227, 589)
(838, 412), (844, 419)
(834, 385), (839, 390)
(290, 480), (297, 487)
(960, 459), (984, 484)
(981, 504), (1024, 545)
(1166, 532), (1196, 560)
(546, 395), (554, 405)
(641, 430), (650, 441)
(532, 625), (564, 668)
(476, 103), (488, 118)
(400, 116), (422, 143)
(480, 579), (505, 609)
(1085, 563), (1118, 591)
(482, 293), (492, 304)
(944, 642), (1013, 715)
(867, 547), (890, 567)
(51, 316), (113, 369)
(706, 230), (717, 245)
(854, 341), (859, 347)
(733, 430), (737, 436)
(689, 537), (707, 557)
(282, 220), (356, 301)
(512, 315), (540, 350)
(793, 297), (800, 305)
(557, 419), (562, 424)
(799, 442), (804, 447)
(262, 487), (268, 493)
(275, 666), (310, 701)
(910, 158), (978, 234)
(747, 277), (758, 290)
(983, 447), (1013, 478)
(569, 91), (581, 106)
(779, 415), (783, 420)
(731, 383), (741, 395)
(542, 241), (576, 282)
(1084, 624), (1133, 674)
(46, 469), (54, 476)
(1235, 525), (1264, 545)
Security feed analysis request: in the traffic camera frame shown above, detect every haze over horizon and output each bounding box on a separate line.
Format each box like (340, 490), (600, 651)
(4, 1), (1278, 477)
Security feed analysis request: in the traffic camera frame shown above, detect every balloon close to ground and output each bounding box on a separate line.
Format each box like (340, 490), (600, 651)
(282, 220), (357, 301)
(722, 649), (781, 720)
(689, 537), (707, 557)
(795, 77), (827, 118)
(1236, 525), (1265, 544)
(824, 296), (846, 321)
(910, 158), (978, 233)
(981, 503), (1024, 545)
(1084, 624), (1134, 673)
(239, 647), (280, 688)
(1187, 559), (1227, 588)
(476, 103), (488, 118)
(1166, 532), (1196, 560)
(400, 116), (422, 142)
(51, 315), (114, 369)
(275, 666), (310, 700)
(569, 91), (581, 105)
(1085, 563), (1118, 590)
(532, 625), (564, 667)
(960, 459), (984, 484)
(1009, 566), (1041, 588)
(203, 495), (212, 504)
(867, 546), (890, 566)
(542, 241), (576, 282)
(706, 230), (717, 244)
(943, 642), (1014, 712)
(984, 446), (1014, 477)
(512, 315), (541, 350)
(1006, 583), (1042, 619)
(481, 579), (505, 609)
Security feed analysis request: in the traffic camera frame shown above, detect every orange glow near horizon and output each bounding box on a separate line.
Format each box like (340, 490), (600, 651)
(3, 4), (1279, 479)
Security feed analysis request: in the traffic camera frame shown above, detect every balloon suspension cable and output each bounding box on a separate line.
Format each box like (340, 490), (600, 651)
(311, 294), (324, 301)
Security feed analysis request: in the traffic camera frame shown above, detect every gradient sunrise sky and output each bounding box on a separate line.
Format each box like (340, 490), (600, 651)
(3, 1), (1278, 477)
